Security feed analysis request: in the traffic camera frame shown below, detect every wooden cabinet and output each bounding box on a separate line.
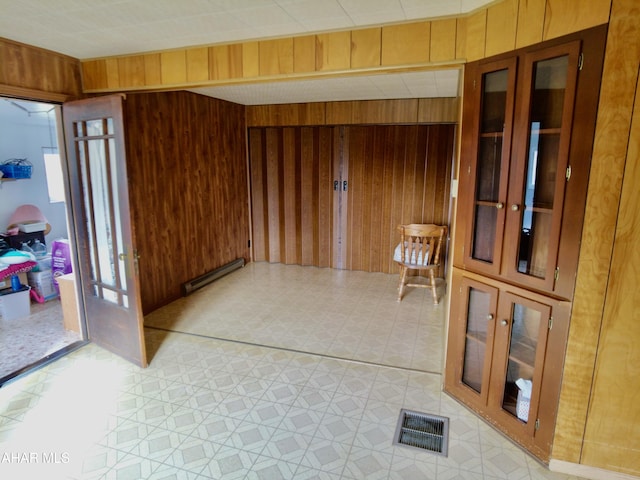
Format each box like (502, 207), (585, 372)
(445, 270), (571, 460)
(455, 28), (605, 300)
(447, 26), (607, 462)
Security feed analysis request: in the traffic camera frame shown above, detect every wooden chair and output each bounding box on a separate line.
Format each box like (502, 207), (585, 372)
(394, 224), (447, 304)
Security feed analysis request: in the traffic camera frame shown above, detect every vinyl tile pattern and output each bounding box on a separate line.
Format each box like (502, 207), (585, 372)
(0, 264), (585, 479)
(144, 263), (445, 373)
(0, 330), (585, 479)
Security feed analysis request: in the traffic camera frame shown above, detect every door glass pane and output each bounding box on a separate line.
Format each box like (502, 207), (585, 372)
(517, 55), (568, 278)
(75, 119), (128, 307)
(462, 287), (491, 393)
(471, 69), (508, 264)
(502, 302), (541, 423)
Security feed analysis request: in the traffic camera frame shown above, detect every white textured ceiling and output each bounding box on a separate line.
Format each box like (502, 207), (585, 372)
(0, 0), (494, 104)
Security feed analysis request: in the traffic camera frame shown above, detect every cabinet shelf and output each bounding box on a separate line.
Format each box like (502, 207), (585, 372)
(480, 131), (504, 138)
(508, 340), (536, 368)
(531, 127), (562, 135)
(525, 204), (553, 213)
(466, 331), (488, 344)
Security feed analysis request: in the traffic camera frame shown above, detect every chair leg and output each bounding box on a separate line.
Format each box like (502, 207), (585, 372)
(397, 266), (408, 302)
(429, 270), (438, 305)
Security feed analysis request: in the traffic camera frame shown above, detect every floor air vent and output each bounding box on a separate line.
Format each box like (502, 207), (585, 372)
(393, 409), (449, 456)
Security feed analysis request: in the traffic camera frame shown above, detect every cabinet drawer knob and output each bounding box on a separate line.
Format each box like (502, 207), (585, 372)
(511, 204), (519, 211)
(487, 314), (494, 321)
(496, 202), (504, 209)
(500, 319), (508, 326)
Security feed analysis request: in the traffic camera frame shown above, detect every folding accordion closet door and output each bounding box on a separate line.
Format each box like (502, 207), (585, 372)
(248, 124), (455, 274)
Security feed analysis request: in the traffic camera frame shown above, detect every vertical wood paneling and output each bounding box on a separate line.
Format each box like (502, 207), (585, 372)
(242, 41), (260, 78)
(79, 2), (613, 93)
(351, 99), (418, 124)
(248, 127), (335, 268)
(118, 56), (145, 87)
(259, 38), (294, 76)
(417, 97), (460, 123)
(344, 125), (455, 274)
(247, 99), (452, 127)
(249, 124), (454, 274)
(300, 128), (316, 265)
(282, 128), (298, 264)
(325, 102), (353, 125)
(294, 35), (316, 73)
(144, 54), (161, 86)
(516, 0), (546, 48)
(316, 31), (351, 71)
(105, 58), (120, 89)
(82, 60), (108, 91)
(246, 103), (325, 127)
(186, 47), (209, 82)
(466, 10), (488, 61)
(553, 0), (639, 467)
(351, 28), (381, 69)
(0, 38), (82, 99)
(381, 21), (430, 66)
(209, 44), (243, 80)
(430, 18), (457, 62)
(455, 17), (468, 60)
(581, 77), (640, 472)
(317, 128), (334, 267)
(485, 0), (518, 57)
(160, 50), (187, 84)
(249, 130), (268, 262)
(543, 0), (612, 41)
(124, 91), (249, 313)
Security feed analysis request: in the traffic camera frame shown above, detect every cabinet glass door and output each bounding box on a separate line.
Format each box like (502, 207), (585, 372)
(458, 277), (498, 402)
(464, 58), (516, 276)
(494, 293), (551, 425)
(505, 42), (580, 290)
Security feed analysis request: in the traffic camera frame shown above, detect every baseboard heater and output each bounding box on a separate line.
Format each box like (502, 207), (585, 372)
(181, 258), (245, 296)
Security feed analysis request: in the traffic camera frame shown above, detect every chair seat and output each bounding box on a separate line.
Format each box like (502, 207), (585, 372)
(393, 242), (430, 266)
(395, 223), (447, 304)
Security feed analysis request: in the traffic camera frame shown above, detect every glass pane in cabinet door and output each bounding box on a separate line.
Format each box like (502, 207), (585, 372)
(462, 287), (492, 393)
(501, 302), (541, 423)
(471, 69), (509, 264)
(517, 55), (568, 278)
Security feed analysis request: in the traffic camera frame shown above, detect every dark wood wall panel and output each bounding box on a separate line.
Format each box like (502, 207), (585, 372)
(246, 98), (459, 126)
(124, 91), (250, 313)
(250, 124), (455, 275)
(344, 125), (454, 274)
(0, 37), (82, 101)
(249, 127), (335, 268)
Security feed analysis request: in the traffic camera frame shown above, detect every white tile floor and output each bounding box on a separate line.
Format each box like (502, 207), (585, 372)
(145, 263), (446, 373)
(0, 263), (586, 479)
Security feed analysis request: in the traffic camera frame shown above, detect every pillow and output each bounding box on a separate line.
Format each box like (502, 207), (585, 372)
(393, 242), (430, 266)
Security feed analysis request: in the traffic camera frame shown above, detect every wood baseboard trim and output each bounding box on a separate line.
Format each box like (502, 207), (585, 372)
(549, 460), (640, 480)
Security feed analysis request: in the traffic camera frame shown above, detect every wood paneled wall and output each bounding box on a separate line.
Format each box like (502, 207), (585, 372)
(552, 0), (640, 474)
(249, 127), (335, 267)
(344, 125), (454, 274)
(0, 37), (82, 101)
(246, 98), (460, 127)
(123, 91), (250, 314)
(248, 125), (455, 275)
(80, 0), (611, 94)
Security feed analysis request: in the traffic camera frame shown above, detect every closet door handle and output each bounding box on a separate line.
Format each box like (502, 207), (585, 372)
(334, 180), (339, 191)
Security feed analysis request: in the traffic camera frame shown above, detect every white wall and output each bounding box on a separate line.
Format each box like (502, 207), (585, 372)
(0, 99), (69, 249)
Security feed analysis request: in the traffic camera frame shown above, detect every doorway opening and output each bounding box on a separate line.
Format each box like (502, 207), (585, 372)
(0, 96), (85, 386)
